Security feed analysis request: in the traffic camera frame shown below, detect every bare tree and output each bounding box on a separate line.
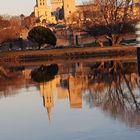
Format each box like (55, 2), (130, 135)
(21, 13), (36, 30)
(0, 16), (21, 43)
(68, 0), (137, 72)
(0, 16), (10, 30)
(84, 0), (135, 46)
(69, 0), (136, 46)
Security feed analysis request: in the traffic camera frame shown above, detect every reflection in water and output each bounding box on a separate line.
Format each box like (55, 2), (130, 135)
(39, 76), (59, 121)
(84, 62), (140, 127)
(36, 62), (140, 126)
(0, 61), (140, 128)
(69, 75), (87, 108)
(31, 64), (58, 83)
(38, 74), (87, 120)
(0, 66), (27, 98)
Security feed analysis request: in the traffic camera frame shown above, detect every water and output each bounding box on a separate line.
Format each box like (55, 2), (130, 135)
(0, 61), (140, 140)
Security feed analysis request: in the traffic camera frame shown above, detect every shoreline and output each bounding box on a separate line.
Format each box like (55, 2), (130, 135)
(0, 46), (137, 67)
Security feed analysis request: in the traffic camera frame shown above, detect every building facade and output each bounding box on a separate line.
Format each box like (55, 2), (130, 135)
(34, 0), (56, 23)
(51, 0), (63, 12)
(34, 0), (140, 24)
(50, 0), (76, 20)
(133, 0), (140, 3)
(63, 0), (76, 20)
(132, 0), (140, 16)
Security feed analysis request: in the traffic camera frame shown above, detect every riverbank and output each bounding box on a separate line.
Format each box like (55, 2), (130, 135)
(0, 46), (137, 67)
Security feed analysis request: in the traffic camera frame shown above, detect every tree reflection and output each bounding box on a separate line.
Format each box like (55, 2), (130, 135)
(31, 64), (59, 83)
(0, 66), (31, 98)
(0, 66), (11, 78)
(84, 61), (140, 126)
(1, 61), (140, 126)
(0, 66), (24, 79)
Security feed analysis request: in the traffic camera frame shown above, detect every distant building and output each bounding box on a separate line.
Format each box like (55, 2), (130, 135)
(34, 0), (56, 24)
(51, 0), (63, 12)
(33, 0), (140, 25)
(133, 0), (140, 3)
(50, 0), (76, 21)
(63, 0), (76, 20)
(132, 0), (140, 16)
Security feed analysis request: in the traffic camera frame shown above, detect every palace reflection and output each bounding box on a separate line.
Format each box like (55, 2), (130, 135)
(39, 76), (59, 121)
(0, 67), (26, 98)
(1, 61), (140, 127)
(38, 73), (88, 120)
(35, 62), (140, 126)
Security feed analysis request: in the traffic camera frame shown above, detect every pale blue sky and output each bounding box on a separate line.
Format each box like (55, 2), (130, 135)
(0, 0), (88, 16)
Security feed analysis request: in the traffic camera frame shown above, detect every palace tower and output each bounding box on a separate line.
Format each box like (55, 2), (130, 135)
(51, 0), (63, 12)
(133, 0), (140, 3)
(34, 0), (56, 23)
(63, 0), (76, 19)
(50, 0), (76, 20)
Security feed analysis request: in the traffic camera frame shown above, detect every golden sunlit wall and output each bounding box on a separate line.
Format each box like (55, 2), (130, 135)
(34, 0), (56, 23)
(50, 0), (63, 12)
(63, 0), (76, 20)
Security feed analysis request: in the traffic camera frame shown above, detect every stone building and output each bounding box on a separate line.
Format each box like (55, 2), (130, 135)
(132, 0), (140, 16)
(133, 0), (140, 3)
(63, 0), (76, 20)
(34, 0), (56, 23)
(51, 0), (63, 12)
(34, 0), (140, 24)
(50, 0), (76, 21)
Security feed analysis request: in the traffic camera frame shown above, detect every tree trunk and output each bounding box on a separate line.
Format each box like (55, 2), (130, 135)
(38, 44), (41, 50)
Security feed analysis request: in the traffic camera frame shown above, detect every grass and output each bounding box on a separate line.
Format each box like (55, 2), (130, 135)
(83, 42), (99, 47)
(120, 39), (136, 44)
(83, 39), (137, 47)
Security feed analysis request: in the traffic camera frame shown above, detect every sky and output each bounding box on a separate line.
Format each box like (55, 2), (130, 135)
(0, 0), (89, 16)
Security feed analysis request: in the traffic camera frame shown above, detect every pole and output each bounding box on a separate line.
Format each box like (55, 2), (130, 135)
(75, 35), (79, 46)
(136, 21), (140, 76)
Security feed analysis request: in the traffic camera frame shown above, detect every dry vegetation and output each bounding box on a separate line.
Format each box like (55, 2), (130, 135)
(0, 13), (36, 43)
(69, 0), (139, 46)
(0, 16), (21, 43)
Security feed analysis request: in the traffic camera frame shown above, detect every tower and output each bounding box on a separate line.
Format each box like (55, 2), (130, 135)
(49, 0), (76, 21)
(132, 0), (140, 16)
(63, 0), (76, 20)
(36, 0), (47, 7)
(34, 0), (56, 24)
(133, 0), (140, 3)
(51, 0), (63, 12)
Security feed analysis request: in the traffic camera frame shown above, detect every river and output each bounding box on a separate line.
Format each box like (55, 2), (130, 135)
(0, 60), (140, 140)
